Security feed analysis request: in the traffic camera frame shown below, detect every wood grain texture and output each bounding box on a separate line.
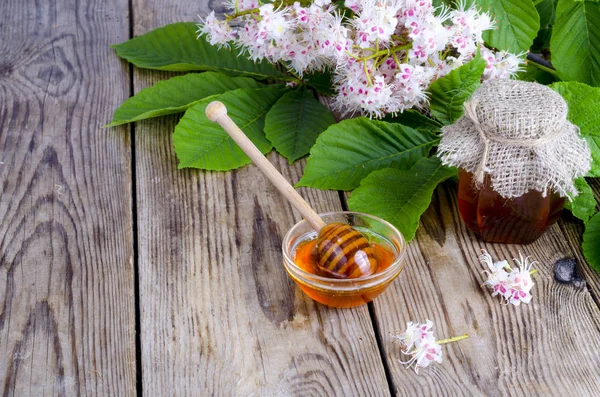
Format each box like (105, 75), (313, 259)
(135, 130), (391, 395)
(0, 0), (136, 395)
(3, 0), (600, 395)
(132, 1), (390, 395)
(373, 181), (600, 396)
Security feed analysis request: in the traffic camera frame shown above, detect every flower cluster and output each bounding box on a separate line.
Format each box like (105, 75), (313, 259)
(479, 250), (536, 306)
(393, 321), (469, 374)
(393, 320), (443, 374)
(198, 0), (524, 118)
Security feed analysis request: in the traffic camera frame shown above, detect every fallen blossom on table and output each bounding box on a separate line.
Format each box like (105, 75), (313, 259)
(480, 250), (537, 306)
(393, 320), (468, 374)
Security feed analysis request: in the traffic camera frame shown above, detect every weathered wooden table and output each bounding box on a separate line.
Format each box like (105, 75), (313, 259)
(2, 0), (600, 395)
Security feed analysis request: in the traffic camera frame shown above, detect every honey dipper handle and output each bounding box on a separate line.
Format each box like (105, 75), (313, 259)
(205, 101), (326, 231)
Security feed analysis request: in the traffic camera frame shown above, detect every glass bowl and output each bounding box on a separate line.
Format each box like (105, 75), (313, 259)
(282, 211), (406, 308)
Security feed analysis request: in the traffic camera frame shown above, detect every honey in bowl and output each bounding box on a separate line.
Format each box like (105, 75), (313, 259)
(283, 214), (405, 309)
(294, 239), (395, 279)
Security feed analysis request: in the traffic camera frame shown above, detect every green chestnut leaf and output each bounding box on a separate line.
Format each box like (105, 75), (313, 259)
(112, 22), (286, 79)
(173, 85), (288, 170)
(107, 72), (262, 127)
(297, 118), (439, 191)
(348, 157), (456, 241)
(265, 87), (336, 164)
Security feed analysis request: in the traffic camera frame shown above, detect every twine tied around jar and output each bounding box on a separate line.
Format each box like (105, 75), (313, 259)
(462, 99), (567, 186)
(437, 79), (591, 199)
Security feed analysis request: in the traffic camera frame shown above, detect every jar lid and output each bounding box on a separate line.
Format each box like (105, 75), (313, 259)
(437, 79), (591, 199)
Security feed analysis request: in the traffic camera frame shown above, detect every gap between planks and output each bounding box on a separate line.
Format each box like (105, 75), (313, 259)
(126, 0), (144, 393)
(338, 190), (397, 396)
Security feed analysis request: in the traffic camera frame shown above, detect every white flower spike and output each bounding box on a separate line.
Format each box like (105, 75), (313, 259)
(197, 0), (524, 118)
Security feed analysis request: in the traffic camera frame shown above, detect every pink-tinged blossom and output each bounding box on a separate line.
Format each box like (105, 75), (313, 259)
(428, 53), (465, 78)
(257, 4), (293, 43)
(403, 7), (449, 55)
(450, 0), (494, 43)
(303, 10), (350, 70)
(401, 0), (434, 22)
(418, 19), (450, 54)
(480, 46), (525, 80)
(394, 320), (442, 374)
(235, 17), (268, 62)
(480, 250), (536, 306)
(399, 336), (443, 374)
(480, 250), (512, 301)
(391, 64), (433, 111)
(506, 253), (536, 306)
(262, 6), (295, 40)
(197, 11), (236, 48)
(333, 61), (398, 118)
(393, 320), (467, 375)
(351, 0), (402, 48)
(395, 321), (422, 351)
(345, 0), (362, 13)
(448, 1), (494, 57)
(286, 39), (321, 74)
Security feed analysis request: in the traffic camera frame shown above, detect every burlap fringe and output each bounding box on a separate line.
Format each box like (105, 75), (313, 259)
(437, 79), (591, 199)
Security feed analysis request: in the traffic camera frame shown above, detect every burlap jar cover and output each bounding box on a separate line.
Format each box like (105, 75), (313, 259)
(437, 79), (591, 199)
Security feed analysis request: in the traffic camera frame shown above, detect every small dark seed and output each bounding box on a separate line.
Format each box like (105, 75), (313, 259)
(554, 258), (577, 284)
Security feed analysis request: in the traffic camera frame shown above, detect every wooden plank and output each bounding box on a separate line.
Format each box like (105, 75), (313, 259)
(132, 1), (390, 394)
(373, 182), (600, 396)
(0, 0), (136, 395)
(589, 177), (600, 202)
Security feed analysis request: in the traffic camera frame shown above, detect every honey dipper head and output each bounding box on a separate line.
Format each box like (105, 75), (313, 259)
(315, 223), (378, 279)
(205, 101), (227, 122)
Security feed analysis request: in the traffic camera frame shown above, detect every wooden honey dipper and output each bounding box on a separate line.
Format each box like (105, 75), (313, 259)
(205, 101), (378, 279)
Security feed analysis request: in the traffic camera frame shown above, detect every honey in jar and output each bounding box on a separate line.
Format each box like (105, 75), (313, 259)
(457, 170), (565, 244)
(437, 79), (591, 244)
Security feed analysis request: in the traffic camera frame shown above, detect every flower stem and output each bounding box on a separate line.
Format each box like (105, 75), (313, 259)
(392, 51), (402, 67)
(437, 334), (469, 345)
(363, 60), (373, 85)
(353, 45), (378, 52)
(375, 54), (389, 69)
(391, 35), (408, 43)
(358, 43), (412, 62)
(344, 50), (360, 60)
(226, 8), (259, 21)
(440, 48), (451, 60)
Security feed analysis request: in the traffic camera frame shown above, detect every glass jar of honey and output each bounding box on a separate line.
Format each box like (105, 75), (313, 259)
(437, 80), (591, 244)
(457, 170), (565, 244)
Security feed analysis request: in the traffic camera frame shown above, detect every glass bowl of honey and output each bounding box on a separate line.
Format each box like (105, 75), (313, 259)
(282, 212), (406, 308)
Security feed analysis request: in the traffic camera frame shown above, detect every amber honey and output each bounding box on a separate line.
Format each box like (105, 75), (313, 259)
(290, 237), (399, 308)
(457, 170), (565, 244)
